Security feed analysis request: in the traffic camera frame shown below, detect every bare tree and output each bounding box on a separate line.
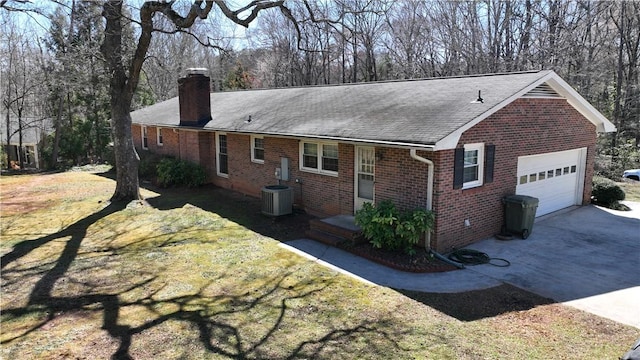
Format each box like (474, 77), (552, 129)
(1, 11), (46, 169)
(100, 0), (299, 202)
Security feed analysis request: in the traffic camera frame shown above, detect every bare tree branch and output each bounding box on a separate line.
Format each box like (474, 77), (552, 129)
(214, 0), (284, 27)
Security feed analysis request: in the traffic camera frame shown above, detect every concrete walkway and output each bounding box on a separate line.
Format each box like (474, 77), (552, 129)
(281, 202), (640, 329)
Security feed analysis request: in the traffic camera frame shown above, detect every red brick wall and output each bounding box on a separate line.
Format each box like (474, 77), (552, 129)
(133, 126), (432, 218)
(374, 147), (431, 211)
(198, 132), (215, 181)
(132, 98), (597, 251)
(431, 98), (597, 252)
(132, 124), (142, 148)
(179, 130), (201, 163)
(208, 134), (355, 217)
(132, 125), (181, 158)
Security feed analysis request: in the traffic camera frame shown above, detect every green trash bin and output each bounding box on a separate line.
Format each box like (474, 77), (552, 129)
(503, 195), (539, 239)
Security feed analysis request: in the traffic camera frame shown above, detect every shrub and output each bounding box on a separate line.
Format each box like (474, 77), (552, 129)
(592, 176), (625, 207)
(355, 200), (434, 255)
(138, 151), (165, 180)
(156, 157), (206, 188)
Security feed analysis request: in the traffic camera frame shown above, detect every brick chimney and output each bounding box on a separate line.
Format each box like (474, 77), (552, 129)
(178, 68), (211, 126)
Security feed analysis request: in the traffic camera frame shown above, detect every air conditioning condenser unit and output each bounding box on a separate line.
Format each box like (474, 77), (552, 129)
(261, 185), (293, 216)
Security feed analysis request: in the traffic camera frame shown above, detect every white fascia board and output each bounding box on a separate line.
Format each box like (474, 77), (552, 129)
(543, 75), (616, 133)
(434, 71), (615, 151)
(220, 129), (437, 150)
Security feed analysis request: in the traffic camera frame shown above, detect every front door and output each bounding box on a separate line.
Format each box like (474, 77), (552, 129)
(355, 146), (375, 212)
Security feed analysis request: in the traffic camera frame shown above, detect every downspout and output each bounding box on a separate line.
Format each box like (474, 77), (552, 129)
(410, 149), (465, 269)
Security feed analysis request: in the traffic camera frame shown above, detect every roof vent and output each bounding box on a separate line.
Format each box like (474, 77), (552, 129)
(523, 83), (563, 98)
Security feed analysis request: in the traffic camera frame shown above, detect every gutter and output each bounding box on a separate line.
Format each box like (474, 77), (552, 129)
(146, 124), (438, 150)
(410, 149), (465, 269)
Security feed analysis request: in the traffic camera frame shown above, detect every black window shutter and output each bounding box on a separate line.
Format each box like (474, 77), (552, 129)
(453, 147), (464, 189)
(484, 144), (495, 184)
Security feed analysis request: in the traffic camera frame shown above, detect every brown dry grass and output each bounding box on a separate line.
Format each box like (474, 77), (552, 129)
(619, 181), (640, 202)
(1, 170), (636, 359)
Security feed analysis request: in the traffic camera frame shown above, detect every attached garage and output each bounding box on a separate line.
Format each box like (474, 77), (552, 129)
(516, 148), (587, 216)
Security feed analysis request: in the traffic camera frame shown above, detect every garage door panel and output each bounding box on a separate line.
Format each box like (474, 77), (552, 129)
(516, 148), (586, 217)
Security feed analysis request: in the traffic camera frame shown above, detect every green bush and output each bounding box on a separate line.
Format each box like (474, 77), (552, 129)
(355, 200), (434, 255)
(138, 151), (164, 179)
(156, 157), (206, 188)
(592, 176), (625, 207)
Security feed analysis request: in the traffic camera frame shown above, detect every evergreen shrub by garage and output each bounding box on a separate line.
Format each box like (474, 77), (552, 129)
(592, 176), (625, 207)
(156, 157), (206, 188)
(355, 200), (434, 255)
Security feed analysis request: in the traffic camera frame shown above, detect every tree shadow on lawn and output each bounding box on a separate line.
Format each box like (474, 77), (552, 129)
(136, 181), (556, 322)
(1, 198), (407, 359)
(141, 183), (315, 242)
(398, 284), (555, 322)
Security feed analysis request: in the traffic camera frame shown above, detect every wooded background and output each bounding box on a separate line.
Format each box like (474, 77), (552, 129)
(1, 0), (638, 176)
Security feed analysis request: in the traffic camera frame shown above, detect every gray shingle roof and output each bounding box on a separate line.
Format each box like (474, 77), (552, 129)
(0, 116), (53, 145)
(130, 70), (555, 146)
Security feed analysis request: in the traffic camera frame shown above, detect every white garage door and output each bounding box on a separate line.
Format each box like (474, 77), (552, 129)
(516, 148), (587, 216)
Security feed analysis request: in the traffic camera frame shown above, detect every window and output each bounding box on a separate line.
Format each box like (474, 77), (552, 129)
(216, 133), (228, 176)
(157, 127), (163, 146)
(453, 143), (494, 190)
(302, 143), (318, 169)
(462, 143), (484, 188)
(300, 141), (339, 175)
(141, 126), (148, 150)
(251, 136), (264, 163)
(322, 144), (339, 172)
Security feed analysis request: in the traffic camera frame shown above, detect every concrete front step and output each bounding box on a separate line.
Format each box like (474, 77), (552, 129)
(309, 216), (362, 239)
(306, 215), (365, 245)
(304, 229), (347, 246)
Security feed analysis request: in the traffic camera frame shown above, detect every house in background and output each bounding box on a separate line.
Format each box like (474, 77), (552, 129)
(130, 69), (615, 252)
(1, 116), (51, 170)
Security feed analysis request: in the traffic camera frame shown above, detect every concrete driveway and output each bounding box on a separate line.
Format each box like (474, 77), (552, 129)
(465, 202), (640, 328)
(283, 202), (640, 329)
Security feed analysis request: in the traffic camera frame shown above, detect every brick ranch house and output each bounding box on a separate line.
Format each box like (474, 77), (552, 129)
(130, 69), (615, 252)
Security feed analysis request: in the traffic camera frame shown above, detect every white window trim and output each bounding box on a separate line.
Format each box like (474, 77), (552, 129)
(141, 126), (148, 150)
(216, 132), (229, 178)
(462, 143), (484, 189)
(156, 127), (163, 146)
(299, 141), (339, 176)
(251, 135), (264, 164)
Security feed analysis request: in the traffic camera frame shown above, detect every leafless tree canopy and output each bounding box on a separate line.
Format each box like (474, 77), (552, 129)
(1, 0), (638, 192)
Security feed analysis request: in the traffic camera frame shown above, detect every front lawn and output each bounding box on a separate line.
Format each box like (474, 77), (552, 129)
(1, 171), (636, 359)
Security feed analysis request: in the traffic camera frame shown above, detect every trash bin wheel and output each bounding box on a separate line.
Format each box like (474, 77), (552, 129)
(522, 229), (530, 239)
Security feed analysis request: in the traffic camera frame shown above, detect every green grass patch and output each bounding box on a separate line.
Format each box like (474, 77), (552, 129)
(1, 172), (636, 359)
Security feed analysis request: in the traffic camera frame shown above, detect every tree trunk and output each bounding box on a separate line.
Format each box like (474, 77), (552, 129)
(17, 108), (24, 169)
(102, 0), (141, 202)
(4, 110), (10, 170)
(50, 92), (63, 168)
(110, 104), (140, 202)
(611, 2), (625, 151)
